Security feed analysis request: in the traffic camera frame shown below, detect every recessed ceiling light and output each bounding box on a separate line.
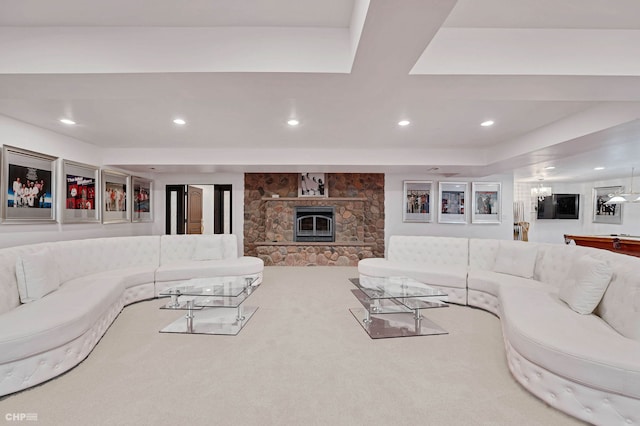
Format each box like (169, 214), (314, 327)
(480, 120), (494, 127)
(544, 166), (556, 170)
(59, 118), (76, 125)
(398, 120), (410, 126)
(173, 118), (186, 125)
(594, 167), (605, 170)
(287, 119), (299, 126)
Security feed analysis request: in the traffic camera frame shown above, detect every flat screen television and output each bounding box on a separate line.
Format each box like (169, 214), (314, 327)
(537, 194), (580, 219)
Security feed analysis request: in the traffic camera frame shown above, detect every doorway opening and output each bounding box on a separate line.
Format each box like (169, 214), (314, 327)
(165, 184), (232, 234)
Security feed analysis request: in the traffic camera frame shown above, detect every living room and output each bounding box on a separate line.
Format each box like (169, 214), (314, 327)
(1, 1), (640, 425)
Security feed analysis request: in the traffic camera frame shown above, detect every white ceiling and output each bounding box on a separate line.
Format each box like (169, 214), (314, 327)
(0, 0), (639, 183)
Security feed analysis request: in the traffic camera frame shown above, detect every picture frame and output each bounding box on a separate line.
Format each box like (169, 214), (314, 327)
(471, 182), (501, 224)
(1, 145), (57, 223)
(298, 173), (327, 197)
(593, 186), (623, 224)
(438, 182), (467, 224)
(403, 180), (433, 222)
(102, 169), (130, 224)
(62, 160), (100, 223)
(132, 176), (153, 223)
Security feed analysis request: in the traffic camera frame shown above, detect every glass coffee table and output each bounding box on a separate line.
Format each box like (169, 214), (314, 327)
(349, 276), (449, 339)
(159, 275), (259, 335)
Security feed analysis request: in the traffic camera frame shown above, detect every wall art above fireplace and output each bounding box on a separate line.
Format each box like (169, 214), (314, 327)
(298, 173), (327, 197)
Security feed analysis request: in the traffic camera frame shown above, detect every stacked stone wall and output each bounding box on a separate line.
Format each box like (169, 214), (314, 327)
(244, 173), (384, 266)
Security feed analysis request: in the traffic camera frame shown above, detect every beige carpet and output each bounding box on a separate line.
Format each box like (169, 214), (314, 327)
(0, 267), (583, 426)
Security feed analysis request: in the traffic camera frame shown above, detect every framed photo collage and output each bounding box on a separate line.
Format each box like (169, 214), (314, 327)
(403, 180), (502, 224)
(1, 145), (153, 224)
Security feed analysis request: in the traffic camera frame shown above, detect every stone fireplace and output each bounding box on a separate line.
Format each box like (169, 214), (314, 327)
(294, 206), (335, 242)
(244, 173), (384, 266)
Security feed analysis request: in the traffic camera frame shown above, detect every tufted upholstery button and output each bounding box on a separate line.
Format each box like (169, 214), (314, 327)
(585, 408), (592, 414)
(565, 387), (572, 393)
(603, 398), (609, 404)
(626, 419), (632, 424)
(550, 393), (556, 399)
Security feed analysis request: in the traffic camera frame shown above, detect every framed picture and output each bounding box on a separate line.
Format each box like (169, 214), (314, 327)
(298, 173), (327, 197)
(403, 180), (433, 222)
(471, 182), (501, 224)
(1, 145), (57, 223)
(438, 182), (467, 224)
(593, 186), (623, 224)
(102, 169), (130, 224)
(62, 160), (100, 223)
(132, 176), (153, 222)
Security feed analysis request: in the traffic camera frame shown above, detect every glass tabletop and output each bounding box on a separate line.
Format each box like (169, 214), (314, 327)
(351, 276), (447, 300)
(159, 276), (257, 298)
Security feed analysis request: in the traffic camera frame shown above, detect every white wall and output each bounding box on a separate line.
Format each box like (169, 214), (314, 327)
(151, 173), (245, 254)
(522, 182), (585, 244)
(516, 177), (640, 244)
(0, 116), (153, 249)
(385, 173), (514, 254)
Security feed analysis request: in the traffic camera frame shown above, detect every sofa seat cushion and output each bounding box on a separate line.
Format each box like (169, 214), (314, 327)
(358, 258), (467, 289)
(0, 276), (124, 364)
(500, 285), (640, 399)
(64, 267), (156, 290)
(468, 269), (557, 298)
(155, 257), (264, 283)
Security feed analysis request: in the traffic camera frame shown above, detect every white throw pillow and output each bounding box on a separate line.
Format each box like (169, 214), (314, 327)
(493, 242), (538, 278)
(193, 238), (224, 261)
(559, 255), (613, 315)
(15, 248), (61, 303)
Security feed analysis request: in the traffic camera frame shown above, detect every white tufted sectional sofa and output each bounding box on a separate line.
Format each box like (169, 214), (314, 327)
(358, 236), (469, 304)
(0, 234), (263, 397)
(155, 234), (263, 295)
(358, 235), (640, 426)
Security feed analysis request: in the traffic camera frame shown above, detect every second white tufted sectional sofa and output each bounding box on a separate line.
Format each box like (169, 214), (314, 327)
(0, 234), (263, 398)
(358, 235), (640, 426)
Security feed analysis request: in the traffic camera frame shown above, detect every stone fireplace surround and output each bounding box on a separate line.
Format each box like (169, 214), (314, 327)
(244, 173), (384, 266)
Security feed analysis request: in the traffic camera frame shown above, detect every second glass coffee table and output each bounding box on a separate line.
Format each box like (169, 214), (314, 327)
(349, 276), (449, 339)
(159, 275), (259, 335)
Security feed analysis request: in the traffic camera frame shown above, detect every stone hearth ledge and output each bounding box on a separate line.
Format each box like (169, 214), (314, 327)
(255, 241), (370, 246)
(261, 197), (368, 201)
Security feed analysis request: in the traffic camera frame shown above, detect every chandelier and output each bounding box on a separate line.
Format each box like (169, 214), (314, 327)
(531, 184), (552, 202)
(605, 167), (640, 204)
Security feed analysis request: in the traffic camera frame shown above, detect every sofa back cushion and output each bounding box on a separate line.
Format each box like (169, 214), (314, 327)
(558, 255), (613, 315)
(533, 243), (593, 287)
(387, 235), (468, 266)
(193, 237), (225, 260)
(470, 239), (538, 278)
(493, 241), (538, 278)
(160, 234), (238, 264)
(590, 249), (640, 341)
(52, 236), (161, 283)
(0, 249), (24, 315)
(469, 238), (500, 269)
(16, 247), (61, 303)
